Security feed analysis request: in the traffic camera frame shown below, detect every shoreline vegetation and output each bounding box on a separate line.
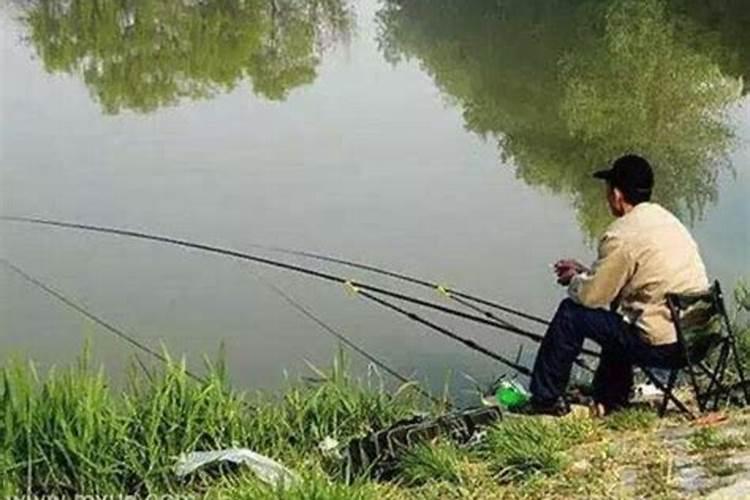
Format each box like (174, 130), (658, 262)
(1, 353), (748, 498)
(1, 282), (748, 498)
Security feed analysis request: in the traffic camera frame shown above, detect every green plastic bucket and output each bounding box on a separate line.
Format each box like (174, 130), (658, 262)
(495, 380), (530, 409)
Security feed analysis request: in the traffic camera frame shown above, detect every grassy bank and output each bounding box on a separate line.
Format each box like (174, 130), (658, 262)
(2, 283), (748, 498)
(3, 347), (744, 500)
(0, 348), (430, 496)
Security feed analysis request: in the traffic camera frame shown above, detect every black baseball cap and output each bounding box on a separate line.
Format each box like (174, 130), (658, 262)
(593, 154), (654, 200)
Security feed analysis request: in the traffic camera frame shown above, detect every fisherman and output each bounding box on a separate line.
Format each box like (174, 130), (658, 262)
(520, 154), (709, 416)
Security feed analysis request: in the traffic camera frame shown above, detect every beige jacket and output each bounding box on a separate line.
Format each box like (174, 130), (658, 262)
(569, 203), (709, 345)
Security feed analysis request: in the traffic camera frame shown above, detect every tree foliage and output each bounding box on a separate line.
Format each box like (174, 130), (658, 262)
(23, 0), (353, 114)
(378, 0), (745, 237)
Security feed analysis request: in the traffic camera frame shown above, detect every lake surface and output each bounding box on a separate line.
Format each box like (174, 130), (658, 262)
(1, 0), (749, 396)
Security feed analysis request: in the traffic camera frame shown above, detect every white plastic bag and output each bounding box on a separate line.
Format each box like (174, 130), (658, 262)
(175, 449), (300, 487)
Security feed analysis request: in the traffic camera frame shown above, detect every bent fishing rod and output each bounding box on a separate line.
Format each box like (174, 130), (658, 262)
(245, 243), (550, 327)
(0, 216), (555, 346)
(1, 216), (549, 328)
(351, 284), (531, 376)
(1, 256), (443, 401)
(203, 244), (594, 365)
(0, 216), (560, 374)
(0, 216), (600, 365)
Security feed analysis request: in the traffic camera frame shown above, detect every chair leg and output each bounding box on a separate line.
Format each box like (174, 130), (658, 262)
(644, 368), (693, 418)
(729, 338), (750, 406)
(720, 293), (750, 406)
(685, 360), (706, 413)
(710, 344), (731, 411)
(698, 343), (727, 411)
(697, 360), (730, 410)
(665, 390), (695, 418)
(660, 370), (675, 417)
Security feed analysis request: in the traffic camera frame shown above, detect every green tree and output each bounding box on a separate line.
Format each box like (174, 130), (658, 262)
(671, 0), (750, 94)
(23, 0), (352, 114)
(378, 0), (744, 238)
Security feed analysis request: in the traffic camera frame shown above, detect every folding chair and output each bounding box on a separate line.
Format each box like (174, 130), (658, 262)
(640, 281), (750, 418)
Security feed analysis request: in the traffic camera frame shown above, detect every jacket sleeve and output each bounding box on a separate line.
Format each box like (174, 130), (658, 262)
(568, 233), (634, 309)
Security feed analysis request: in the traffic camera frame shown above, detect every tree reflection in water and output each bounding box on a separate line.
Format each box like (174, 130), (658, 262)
(378, 0), (745, 237)
(22, 0), (353, 113)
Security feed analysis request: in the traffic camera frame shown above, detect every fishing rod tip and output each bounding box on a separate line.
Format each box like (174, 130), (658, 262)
(344, 280), (360, 294)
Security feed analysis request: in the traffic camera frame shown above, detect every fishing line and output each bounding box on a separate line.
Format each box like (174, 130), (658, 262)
(221, 233), (594, 364)
(352, 287), (532, 377)
(247, 269), (443, 404)
(1, 216), (543, 375)
(240, 241), (551, 326)
(0, 216), (553, 348)
(0, 216), (549, 329)
(449, 291), (550, 326)
(440, 288), (518, 330)
(439, 285), (596, 369)
(0, 216), (599, 371)
(0, 257), (205, 382)
(1, 253), (440, 401)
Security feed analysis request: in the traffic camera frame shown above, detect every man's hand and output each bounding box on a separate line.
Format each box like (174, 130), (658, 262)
(553, 259), (588, 286)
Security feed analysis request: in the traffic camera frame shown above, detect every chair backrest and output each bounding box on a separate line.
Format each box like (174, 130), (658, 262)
(666, 281), (727, 364)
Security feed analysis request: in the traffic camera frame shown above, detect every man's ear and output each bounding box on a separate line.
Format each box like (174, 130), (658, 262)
(612, 187), (624, 205)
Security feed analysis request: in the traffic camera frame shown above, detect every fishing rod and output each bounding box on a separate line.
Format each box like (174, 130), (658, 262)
(1, 255), (442, 401)
(227, 240), (595, 364)
(0, 216), (554, 346)
(0, 216), (548, 327)
(0, 216), (600, 362)
(0, 257), (205, 382)
(351, 284), (532, 376)
(236, 241), (553, 352)
(276, 275), (590, 375)
(0, 217), (545, 378)
(247, 270), (444, 405)
(242, 242), (551, 327)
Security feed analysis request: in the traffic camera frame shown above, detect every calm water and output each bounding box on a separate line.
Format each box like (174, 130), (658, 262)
(1, 0), (749, 395)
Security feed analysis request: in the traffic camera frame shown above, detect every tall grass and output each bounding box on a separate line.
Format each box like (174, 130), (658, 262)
(4, 338), (711, 498)
(398, 441), (465, 486)
(1, 352), (128, 494)
(0, 348), (424, 495)
(276, 355), (422, 455)
(478, 416), (597, 481)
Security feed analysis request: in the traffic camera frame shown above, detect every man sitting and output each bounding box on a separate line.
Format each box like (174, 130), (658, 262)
(524, 154), (709, 416)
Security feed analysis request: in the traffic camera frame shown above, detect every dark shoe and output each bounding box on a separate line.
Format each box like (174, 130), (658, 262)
(509, 397), (571, 417)
(566, 383), (594, 406)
